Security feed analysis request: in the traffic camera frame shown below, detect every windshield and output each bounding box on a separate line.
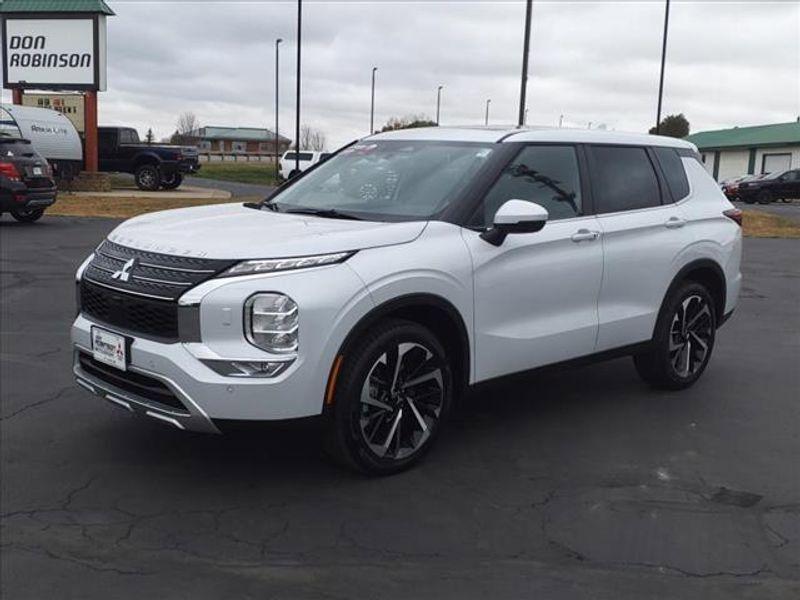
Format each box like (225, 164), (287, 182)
(270, 140), (496, 221)
(0, 107), (22, 139)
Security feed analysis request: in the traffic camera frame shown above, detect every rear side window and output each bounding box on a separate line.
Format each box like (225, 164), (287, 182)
(590, 146), (661, 213)
(472, 145), (582, 226)
(120, 129), (139, 144)
(654, 146), (690, 201)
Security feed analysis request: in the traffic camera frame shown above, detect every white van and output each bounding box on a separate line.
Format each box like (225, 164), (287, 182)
(0, 105), (83, 180)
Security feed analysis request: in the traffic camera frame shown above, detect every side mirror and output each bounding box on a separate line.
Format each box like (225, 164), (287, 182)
(480, 200), (549, 246)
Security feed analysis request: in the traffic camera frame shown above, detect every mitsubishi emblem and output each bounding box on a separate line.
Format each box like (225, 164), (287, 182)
(111, 258), (137, 282)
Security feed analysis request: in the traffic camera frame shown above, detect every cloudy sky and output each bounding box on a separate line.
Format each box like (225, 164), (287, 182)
(3, 1), (798, 148)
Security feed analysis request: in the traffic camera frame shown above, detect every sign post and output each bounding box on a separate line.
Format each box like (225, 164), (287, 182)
(1, 0), (114, 173)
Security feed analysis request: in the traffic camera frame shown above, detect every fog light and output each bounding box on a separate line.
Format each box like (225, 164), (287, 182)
(203, 359), (292, 378)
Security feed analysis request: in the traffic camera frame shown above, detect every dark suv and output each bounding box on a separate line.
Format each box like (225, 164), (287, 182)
(0, 136), (57, 223)
(738, 169), (800, 204)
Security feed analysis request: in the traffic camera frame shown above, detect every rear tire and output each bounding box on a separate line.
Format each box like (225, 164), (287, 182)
(134, 164), (160, 191)
(634, 282), (716, 390)
(10, 207), (44, 223)
(160, 172), (183, 190)
(324, 319), (453, 475)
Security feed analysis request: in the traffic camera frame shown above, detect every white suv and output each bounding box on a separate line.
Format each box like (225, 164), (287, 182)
(72, 127), (742, 474)
(278, 150), (330, 179)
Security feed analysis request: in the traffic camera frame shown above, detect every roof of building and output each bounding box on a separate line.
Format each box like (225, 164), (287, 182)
(685, 121), (800, 150)
(0, 0), (114, 15)
(193, 126), (290, 143)
(371, 125), (695, 149)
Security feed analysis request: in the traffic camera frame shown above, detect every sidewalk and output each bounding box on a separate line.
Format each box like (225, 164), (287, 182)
(65, 185), (231, 201)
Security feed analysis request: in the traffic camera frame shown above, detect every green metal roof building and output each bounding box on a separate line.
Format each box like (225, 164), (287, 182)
(0, 0), (114, 15)
(685, 121), (800, 182)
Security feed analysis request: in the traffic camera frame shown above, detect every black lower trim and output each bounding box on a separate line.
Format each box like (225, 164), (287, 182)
(78, 352), (188, 413)
(718, 309), (735, 329)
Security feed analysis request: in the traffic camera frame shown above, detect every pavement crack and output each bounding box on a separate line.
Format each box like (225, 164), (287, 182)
(0, 386), (72, 422)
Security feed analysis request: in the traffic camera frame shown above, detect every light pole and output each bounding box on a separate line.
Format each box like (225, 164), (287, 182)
(294, 0), (302, 174)
(524, 107), (529, 126)
(485, 99), (491, 126)
(274, 38), (282, 173)
(655, 0), (671, 135)
(559, 114), (564, 128)
(517, 0), (533, 127)
(370, 67), (377, 134)
(436, 85), (443, 125)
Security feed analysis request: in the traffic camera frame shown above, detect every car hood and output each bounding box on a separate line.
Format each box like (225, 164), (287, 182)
(107, 203), (427, 259)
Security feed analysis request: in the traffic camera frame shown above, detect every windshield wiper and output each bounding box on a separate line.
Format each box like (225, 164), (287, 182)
(285, 207), (362, 220)
(243, 200), (280, 211)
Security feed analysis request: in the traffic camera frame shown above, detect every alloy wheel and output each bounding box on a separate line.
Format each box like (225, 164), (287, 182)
(669, 294), (713, 378)
(358, 342), (444, 460)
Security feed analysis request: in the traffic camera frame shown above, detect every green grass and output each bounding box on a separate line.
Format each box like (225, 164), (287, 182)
(193, 162), (279, 186)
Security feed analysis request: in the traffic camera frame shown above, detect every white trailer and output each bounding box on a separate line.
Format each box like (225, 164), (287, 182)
(0, 104), (83, 179)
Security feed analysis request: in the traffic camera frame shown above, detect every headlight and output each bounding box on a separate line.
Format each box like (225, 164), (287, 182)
(244, 293), (298, 354)
(221, 251), (354, 277)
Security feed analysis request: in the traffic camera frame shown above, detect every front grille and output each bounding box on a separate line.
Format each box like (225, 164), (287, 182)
(79, 239), (237, 341)
(78, 353), (188, 413)
(83, 239), (237, 302)
(81, 280), (180, 340)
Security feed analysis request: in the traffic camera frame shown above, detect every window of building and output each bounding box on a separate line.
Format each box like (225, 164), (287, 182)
(590, 146), (661, 213)
(653, 146), (690, 201)
(471, 145), (582, 227)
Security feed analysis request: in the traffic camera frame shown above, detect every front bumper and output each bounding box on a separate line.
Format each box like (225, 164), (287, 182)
(71, 261), (375, 433)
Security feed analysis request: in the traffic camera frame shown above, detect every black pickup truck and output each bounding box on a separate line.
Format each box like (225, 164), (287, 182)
(98, 127), (200, 191)
(738, 168), (800, 204)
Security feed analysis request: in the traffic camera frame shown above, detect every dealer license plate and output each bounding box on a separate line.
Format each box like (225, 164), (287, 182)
(91, 327), (127, 371)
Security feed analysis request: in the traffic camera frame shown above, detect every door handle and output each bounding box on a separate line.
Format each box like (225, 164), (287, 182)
(664, 216), (686, 229)
(571, 229), (600, 242)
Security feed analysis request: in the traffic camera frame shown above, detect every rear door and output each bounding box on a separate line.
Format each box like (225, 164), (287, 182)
(589, 145), (693, 351)
(463, 144), (604, 382)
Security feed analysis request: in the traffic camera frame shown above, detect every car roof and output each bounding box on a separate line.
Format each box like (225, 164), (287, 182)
(369, 125), (697, 150)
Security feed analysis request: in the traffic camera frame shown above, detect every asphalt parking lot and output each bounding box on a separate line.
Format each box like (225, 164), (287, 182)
(1, 216), (799, 599)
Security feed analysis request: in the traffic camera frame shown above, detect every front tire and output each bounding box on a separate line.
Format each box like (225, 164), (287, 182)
(634, 282), (716, 390)
(10, 207), (44, 223)
(325, 319), (453, 475)
(134, 164), (160, 191)
(757, 190), (773, 204)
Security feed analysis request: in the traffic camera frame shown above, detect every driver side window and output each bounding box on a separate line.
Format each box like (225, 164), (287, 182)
(471, 145), (582, 227)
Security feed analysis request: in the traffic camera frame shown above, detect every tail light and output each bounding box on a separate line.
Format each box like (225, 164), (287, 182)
(724, 208), (743, 227)
(0, 162), (21, 181)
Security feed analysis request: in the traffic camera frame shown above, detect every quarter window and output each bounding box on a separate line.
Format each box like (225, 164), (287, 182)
(472, 145), (582, 227)
(654, 146), (690, 201)
(590, 146), (661, 213)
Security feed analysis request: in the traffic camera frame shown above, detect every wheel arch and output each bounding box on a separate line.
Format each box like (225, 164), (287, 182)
(133, 153), (162, 170)
(657, 259), (727, 333)
(336, 293), (471, 395)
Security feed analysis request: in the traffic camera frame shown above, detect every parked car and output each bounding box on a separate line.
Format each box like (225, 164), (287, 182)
(738, 169), (800, 204)
(0, 134), (57, 223)
(0, 105), (83, 181)
(72, 127), (741, 474)
(98, 126), (200, 191)
(278, 150), (329, 179)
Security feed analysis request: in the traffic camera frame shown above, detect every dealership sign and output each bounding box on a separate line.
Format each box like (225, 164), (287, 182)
(2, 16), (107, 90)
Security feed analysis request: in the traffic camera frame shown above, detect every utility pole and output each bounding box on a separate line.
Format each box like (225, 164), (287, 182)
(655, 0), (671, 135)
(436, 85), (443, 125)
(559, 114), (564, 128)
(370, 67), (377, 133)
(485, 99), (491, 126)
(294, 0), (302, 174)
(274, 38), (283, 173)
(517, 0), (533, 127)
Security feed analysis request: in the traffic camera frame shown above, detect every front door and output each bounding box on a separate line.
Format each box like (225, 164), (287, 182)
(463, 144), (604, 382)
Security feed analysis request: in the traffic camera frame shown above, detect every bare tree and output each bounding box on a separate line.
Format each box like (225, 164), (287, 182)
(172, 112), (199, 144)
(298, 125), (327, 151)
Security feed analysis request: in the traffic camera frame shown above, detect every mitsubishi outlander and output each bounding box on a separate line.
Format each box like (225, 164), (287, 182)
(72, 127), (742, 474)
